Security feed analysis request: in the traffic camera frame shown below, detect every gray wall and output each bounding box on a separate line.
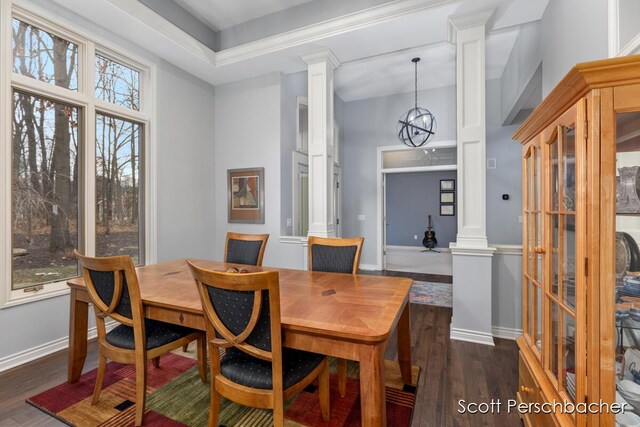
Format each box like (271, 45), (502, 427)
(342, 85), (456, 266)
(492, 250), (523, 335)
(280, 71), (307, 236)
(540, 0), (608, 96)
(214, 74), (305, 270)
(0, 0), (216, 365)
(386, 171), (456, 247)
(341, 80), (522, 266)
(486, 79), (522, 245)
(500, 21), (541, 125)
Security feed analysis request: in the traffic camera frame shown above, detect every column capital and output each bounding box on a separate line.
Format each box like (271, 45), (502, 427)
(447, 4), (497, 43)
(300, 49), (341, 69)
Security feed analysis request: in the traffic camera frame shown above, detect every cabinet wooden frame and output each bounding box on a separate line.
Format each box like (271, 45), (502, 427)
(514, 55), (640, 427)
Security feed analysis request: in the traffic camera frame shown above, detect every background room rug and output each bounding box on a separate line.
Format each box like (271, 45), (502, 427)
(410, 281), (452, 308)
(27, 353), (420, 426)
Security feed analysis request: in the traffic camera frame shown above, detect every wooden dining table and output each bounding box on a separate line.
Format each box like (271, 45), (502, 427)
(66, 259), (414, 427)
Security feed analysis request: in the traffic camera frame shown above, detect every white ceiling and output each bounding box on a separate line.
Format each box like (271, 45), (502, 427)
(52, 0), (550, 103)
(174, 0), (315, 30)
(334, 28), (521, 102)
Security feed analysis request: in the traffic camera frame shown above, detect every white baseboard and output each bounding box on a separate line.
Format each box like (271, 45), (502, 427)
(0, 320), (116, 373)
(492, 326), (523, 341)
(450, 327), (496, 346)
(359, 263), (378, 271)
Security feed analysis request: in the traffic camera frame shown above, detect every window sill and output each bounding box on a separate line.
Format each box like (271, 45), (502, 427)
(1, 280), (71, 309)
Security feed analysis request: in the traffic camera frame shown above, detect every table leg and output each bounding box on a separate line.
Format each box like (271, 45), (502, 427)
(68, 288), (89, 383)
(359, 343), (386, 427)
(397, 301), (413, 385)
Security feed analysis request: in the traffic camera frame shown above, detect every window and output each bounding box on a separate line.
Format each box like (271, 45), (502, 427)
(1, 5), (154, 305)
(12, 91), (80, 290)
(12, 18), (78, 90)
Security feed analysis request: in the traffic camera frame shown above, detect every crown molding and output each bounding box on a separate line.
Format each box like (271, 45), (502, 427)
(47, 0), (216, 64)
(447, 4), (497, 43)
(300, 49), (341, 69)
(216, 0), (457, 67)
(105, 0), (217, 63)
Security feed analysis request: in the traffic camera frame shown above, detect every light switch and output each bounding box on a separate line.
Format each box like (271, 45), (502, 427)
(518, 216), (523, 223)
(358, 215), (366, 221)
(286, 218), (292, 227)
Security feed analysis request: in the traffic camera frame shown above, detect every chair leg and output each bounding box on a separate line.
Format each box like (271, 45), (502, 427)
(91, 353), (107, 405)
(197, 335), (207, 383)
(152, 357), (160, 368)
(182, 343), (189, 352)
(273, 402), (285, 427)
(134, 355), (148, 426)
(337, 358), (347, 397)
(319, 359), (330, 422)
(208, 366), (220, 427)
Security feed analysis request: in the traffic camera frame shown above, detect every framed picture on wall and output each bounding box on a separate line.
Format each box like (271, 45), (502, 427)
(440, 179), (455, 191)
(440, 204), (455, 216)
(228, 167), (265, 223)
(440, 192), (455, 204)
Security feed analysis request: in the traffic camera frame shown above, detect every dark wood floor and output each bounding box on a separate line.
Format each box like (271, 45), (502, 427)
(0, 272), (520, 427)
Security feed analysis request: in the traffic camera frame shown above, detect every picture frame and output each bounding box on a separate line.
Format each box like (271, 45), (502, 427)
(228, 167), (265, 223)
(440, 192), (455, 204)
(440, 179), (455, 191)
(440, 204), (455, 216)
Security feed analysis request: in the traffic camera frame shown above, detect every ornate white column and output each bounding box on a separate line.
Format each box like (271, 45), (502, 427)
(449, 6), (497, 346)
(301, 50), (340, 238)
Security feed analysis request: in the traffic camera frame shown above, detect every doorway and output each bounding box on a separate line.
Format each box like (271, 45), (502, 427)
(377, 142), (457, 274)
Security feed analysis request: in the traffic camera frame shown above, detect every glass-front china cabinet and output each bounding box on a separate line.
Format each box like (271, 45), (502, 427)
(515, 55), (640, 427)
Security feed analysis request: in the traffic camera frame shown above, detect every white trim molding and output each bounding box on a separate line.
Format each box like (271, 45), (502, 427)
(492, 326), (522, 341)
(218, 0), (456, 66)
(447, 4), (497, 43)
(491, 244), (523, 256)
(358, 263), (378, 271)
(0, 320), (116, 373)
(609, 0), (640, 57)
(386, 245), (452, 253)
(450, 327), (495, 346)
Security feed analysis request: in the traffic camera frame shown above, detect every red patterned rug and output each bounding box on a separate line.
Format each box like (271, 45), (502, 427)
(27, 353), (420, 426)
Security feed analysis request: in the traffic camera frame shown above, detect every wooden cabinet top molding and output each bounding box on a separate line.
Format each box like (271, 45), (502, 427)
(513, 54), (640, 144)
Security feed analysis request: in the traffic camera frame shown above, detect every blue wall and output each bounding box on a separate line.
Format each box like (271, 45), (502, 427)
(385, 170), (457, 248)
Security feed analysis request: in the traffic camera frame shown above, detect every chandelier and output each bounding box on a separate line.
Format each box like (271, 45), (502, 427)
(397, 57), (436, 147)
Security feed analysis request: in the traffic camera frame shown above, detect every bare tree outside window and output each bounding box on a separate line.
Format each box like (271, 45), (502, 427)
(9, 16), (147, 292)
(12, 19), (78, 90)
(11, 20), (80, 290)
(12, 92), (80, 289)
(95, 114), (142, 263)
(95, 54), (139, 111)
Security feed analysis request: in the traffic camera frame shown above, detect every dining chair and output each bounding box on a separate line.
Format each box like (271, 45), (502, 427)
(187, 262), (330, 427)
(182, 232), (270, 352)
(225, 232), (269, 266)
(307, 236), (364, 397)
(75, 251), (207, 426)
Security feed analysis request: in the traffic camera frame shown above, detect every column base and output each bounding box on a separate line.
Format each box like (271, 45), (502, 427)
(450, 245), (495, 346)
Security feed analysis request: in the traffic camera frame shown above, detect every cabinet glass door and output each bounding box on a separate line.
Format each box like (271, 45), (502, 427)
(524, 142), (543, 356)
(614, 111), (640, 420)
(545, 119), (583, 416)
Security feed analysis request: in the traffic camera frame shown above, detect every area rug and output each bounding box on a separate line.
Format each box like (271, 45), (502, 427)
(410, 280), (452, 307)
(27, 353), (420, 426)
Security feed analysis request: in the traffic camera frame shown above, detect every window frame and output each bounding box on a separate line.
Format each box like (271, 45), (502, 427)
(0, 1), (157, 307)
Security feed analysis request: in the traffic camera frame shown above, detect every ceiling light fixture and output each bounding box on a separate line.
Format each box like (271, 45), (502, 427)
(397, 57), (436, 147)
